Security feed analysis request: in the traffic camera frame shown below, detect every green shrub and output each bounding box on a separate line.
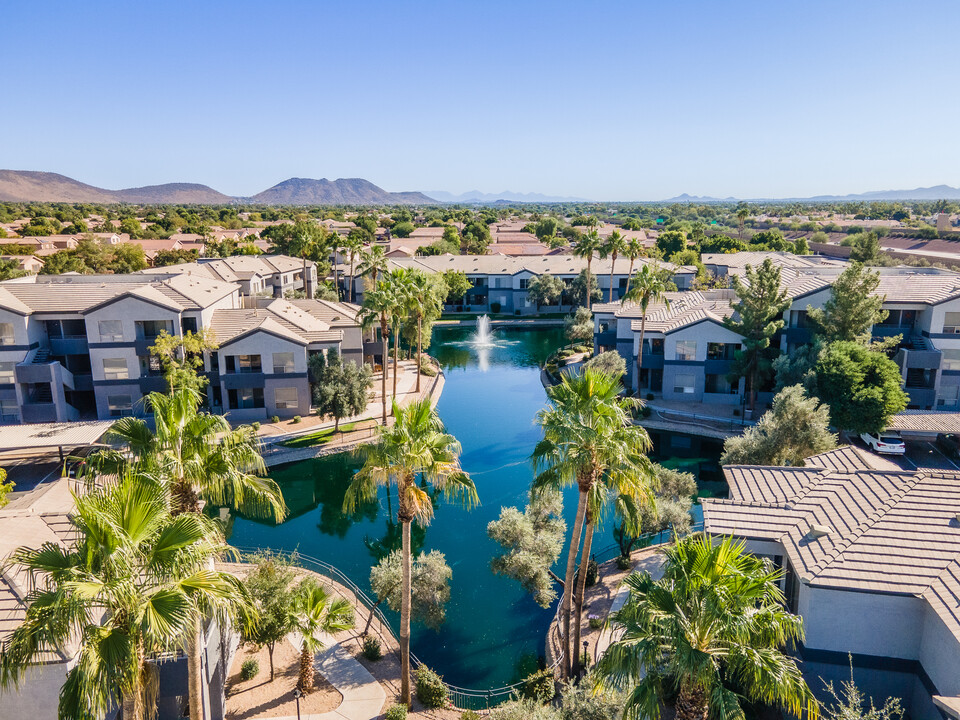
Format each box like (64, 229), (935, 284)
(415, 665), (448, 709)
(270, 415), (280, 424)
(491, 301), (501, 313)
(292, 415), (301, 424)
(361, 635), (382, 661)
(646, 392), (654, 401)
(461, 712), (482, 720)
(616, 555), (631, 571)
(588, 614), (603, 629)
(251, 421), (260, 431)
(640, 406), (652, 418)
(384, 704), (407, 720)
(520, 668), (556, 704)
(240, 657), (259, 680)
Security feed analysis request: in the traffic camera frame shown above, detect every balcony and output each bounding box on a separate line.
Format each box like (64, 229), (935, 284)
(904, 387), (936, 409)
(220, 373), (266, 389)
(782, 327), (812, 345)
(49, 336), (89, 356)
(595, 330), (617, 347)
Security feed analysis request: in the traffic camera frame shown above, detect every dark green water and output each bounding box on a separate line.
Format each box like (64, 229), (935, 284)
(226, 326), (720, 689)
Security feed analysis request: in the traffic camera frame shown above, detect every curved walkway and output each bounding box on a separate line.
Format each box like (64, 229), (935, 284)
(271, 632), (385, 720)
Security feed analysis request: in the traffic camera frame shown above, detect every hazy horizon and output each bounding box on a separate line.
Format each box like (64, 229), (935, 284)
(3, 0), (958, 201)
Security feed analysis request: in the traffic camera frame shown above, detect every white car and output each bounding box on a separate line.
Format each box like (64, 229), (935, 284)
(860, 431), (906, 455)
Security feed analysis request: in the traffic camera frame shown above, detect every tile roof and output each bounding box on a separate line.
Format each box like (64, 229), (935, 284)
(387, 254), (687, 278)
(209, 298), (348, 347)
(703, 459), (960, 638)
(621, 292), (736, 334)
(0, 274), (238, 314)
(888, 410), (960, 434)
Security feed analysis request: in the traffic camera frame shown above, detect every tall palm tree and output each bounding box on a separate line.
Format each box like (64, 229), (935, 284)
(532, 368), (655, 679)
(736, 206), (750, 241)
(623, 264), (671, 396)
(406, 270), (443, 393)
(573, 230), (603, 310)
(0, 471), (251, 720)
(343, 399), (477, 706)
(623, 237), (645, 297)
(358, 245), (388, 293)
(385, 268), (413, 399)
(343, 230), (366, 304)
(595, 534), (818, 720)
(291, 229), (315, 300)
(603, 230), (627, 303)
(289, 582), (355, 694)
(359, 281), (397, 424)
(94, 387), (285, 720)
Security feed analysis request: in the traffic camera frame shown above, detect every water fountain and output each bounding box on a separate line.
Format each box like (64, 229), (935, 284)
(471, 314), (495, 346)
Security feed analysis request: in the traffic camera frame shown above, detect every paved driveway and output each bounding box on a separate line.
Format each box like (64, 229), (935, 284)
(850, 436), (960, 471)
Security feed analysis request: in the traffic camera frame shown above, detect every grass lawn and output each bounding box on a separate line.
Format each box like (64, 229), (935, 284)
(280, 422), (358, 449)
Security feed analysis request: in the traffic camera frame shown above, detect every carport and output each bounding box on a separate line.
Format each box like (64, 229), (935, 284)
(0, 421), (113, 460)
(888, 410), (960, 439)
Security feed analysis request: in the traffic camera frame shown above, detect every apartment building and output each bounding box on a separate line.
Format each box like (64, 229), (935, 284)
(345, 254), (695, 314)
(0, 263), (363, 424)
(702, 445), (960, 719)
(142, 254), (317, 298)
(596, 252), (960, 412)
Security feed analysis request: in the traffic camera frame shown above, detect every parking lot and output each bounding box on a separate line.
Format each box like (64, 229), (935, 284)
(849, 435), (960, 471)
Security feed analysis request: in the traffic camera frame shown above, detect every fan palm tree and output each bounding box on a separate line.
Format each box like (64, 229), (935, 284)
(603, 230), (627, 303)
(623, 237), (646, 297)
(358, 245), (388, 292)
(623, 264), (671, 396)
(0, 471), (251, 720)
(595, 534), (819, 720)
(343, 399), (477, 706)
(406, 270), (443, 393)
(358, 281), (397, 424)
(343, 230), (366, 303)
(385, 268), (413, 399)
(289, 582), (355, 693)
(92, 387), (285, 720)
(736, 206), (750, 241)
(573, 230), (603, 310)
(532, 368), (655, 679)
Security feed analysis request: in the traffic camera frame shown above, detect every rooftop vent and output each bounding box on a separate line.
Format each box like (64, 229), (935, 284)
(806, 524), (832, 540)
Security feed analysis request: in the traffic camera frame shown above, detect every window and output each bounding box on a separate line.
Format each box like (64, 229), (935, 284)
(103, 358), (129, 380)
(44, 320), (63, 339)
(938, 385), (960, 409)
(906, 368), (935, 388)
(707, 343), (736, 361)
(705, 374), (736, 394)
(0, 362), (14, 384)
(274, 387), (298, 409)
(228, 387), (264, 409)
(210, 352), (219, 372)
(0, 323), (14, 346)
(792, 310), (809, 328)
(273, 353), (295, 374)
(673, 373), (696, 394)
(136, 319), (173, 338)
(675, 341), (697, 361)
(99, 320), (123, 342)
(139, 355), (162, 376)
(107, 395), (133, 417)
(237, 355), (262, 373)
(0, 398), (17, 423)
(519, 278), (529, 290)
(65, 355), (91, 374)
(944, 313), (960, 334)
(943, 349), (960, 371)
(649, 338), (664, 356)
(62, 319), (86, 337)
(182, 317), (198, 334)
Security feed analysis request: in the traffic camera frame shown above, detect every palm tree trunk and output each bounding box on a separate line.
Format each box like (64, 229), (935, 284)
(349, 255), (355, 303)
(415, 314), (423, 393)
(625, 257), (635, 297)
(400, 519), (413, 706)
(392, 326), (400, 400)
(572, 517), (595, 678)
(636, 315), (646, 396)
(586, 259), (593, 310)
(561, 490), (587, 679)
(608, 254), (616, 303)
(676, 680), (709, 720)
(302, 254), (308, 299)
(186, 617), (204, 720)
(380, 319), (388, 424)
(122, 691), (140, 720)
(298, 642), (315, 693)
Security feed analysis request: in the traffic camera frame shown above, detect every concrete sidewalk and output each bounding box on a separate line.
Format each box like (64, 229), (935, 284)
(594, 552), (666, 659)
(270, 633), (386, 720)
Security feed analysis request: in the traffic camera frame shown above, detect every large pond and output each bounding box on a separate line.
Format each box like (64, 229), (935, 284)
(226, 326), (722, 689)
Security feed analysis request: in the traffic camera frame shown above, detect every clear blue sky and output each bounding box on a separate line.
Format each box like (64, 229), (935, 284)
(3, 0), (958, 200)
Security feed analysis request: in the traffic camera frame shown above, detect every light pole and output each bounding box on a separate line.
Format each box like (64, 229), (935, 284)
(293, 687), (303, 720)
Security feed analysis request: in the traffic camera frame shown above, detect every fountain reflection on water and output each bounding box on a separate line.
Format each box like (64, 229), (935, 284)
(454, 315), (518, 371)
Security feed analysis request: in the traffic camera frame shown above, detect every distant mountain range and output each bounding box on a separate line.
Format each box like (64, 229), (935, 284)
(426, 189), (589, 203)
(0, 170), (434, 205)
(662, 186), (960, 203)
